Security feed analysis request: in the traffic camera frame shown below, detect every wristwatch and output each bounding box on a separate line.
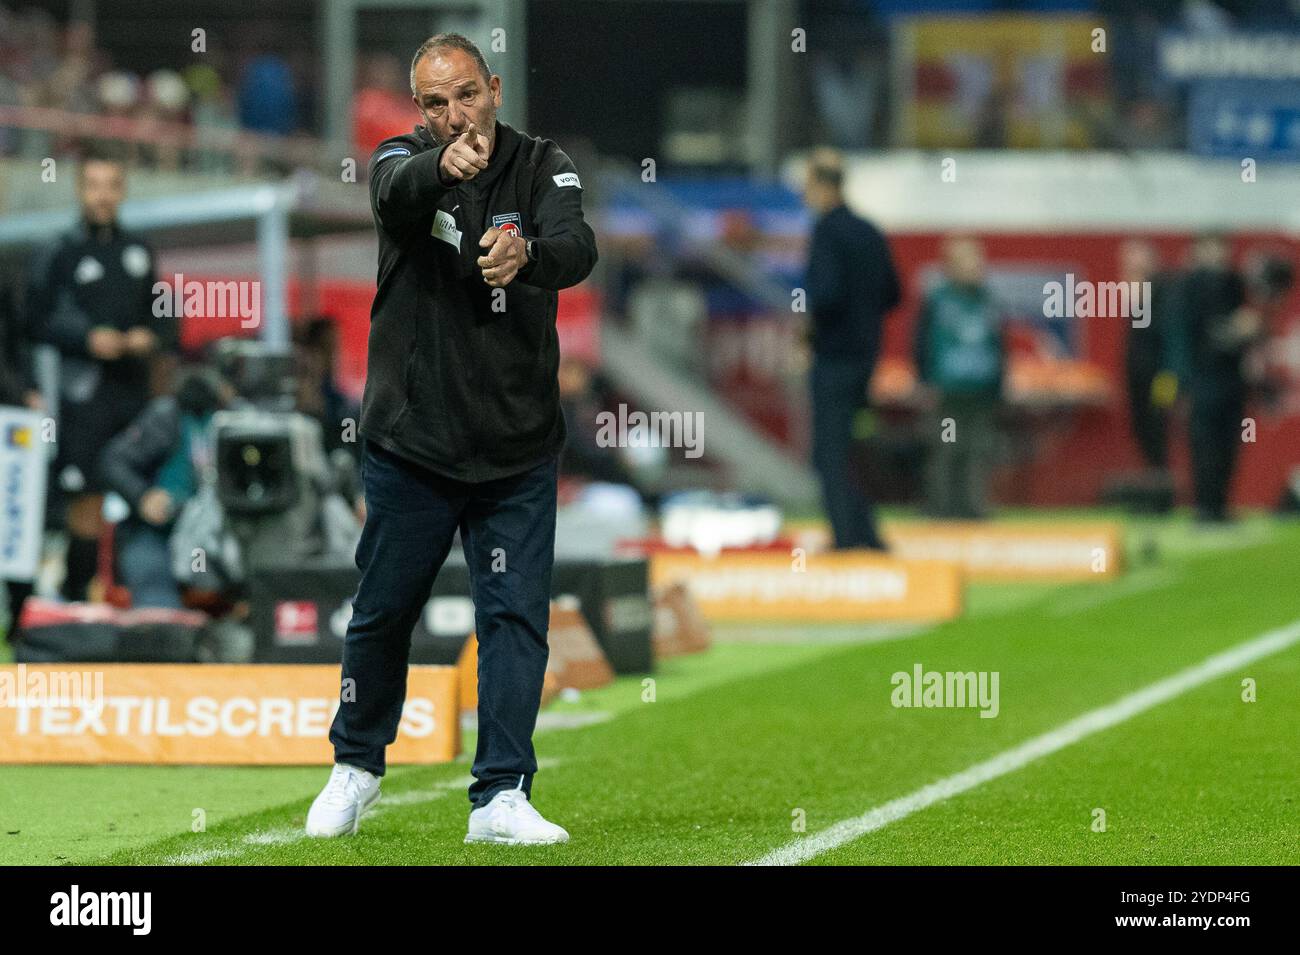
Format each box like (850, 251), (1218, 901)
(524, 238), (538, 265)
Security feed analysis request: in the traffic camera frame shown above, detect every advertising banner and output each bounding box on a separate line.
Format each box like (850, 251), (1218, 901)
(0, 664), (459, 765)
(649, 551), (962, 623)
(0, 406), (47, 582)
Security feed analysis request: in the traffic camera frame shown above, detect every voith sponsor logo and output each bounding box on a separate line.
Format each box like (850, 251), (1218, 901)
(50, 885), (151, 935)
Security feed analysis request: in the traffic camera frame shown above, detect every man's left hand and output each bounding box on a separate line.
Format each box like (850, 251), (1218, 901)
(477, 227), (527, 288)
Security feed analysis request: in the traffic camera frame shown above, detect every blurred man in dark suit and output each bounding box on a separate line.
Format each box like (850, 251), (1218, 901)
(1171, 234), (1250, 523)
(802, 148), (900, 549)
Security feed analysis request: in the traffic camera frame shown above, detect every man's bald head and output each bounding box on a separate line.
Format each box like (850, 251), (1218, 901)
(409, 32), (502, 152)
(409, 32), (491, 94)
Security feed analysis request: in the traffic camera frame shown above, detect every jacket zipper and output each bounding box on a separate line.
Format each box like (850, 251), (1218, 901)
(462, 184), (486, 480)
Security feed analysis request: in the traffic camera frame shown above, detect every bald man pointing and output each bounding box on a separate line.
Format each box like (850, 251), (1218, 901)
(307, 32), (597, 845)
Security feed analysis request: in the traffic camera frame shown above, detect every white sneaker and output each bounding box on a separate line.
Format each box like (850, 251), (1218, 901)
(305, 763), (381, 837)
(465, 788), (569, 845)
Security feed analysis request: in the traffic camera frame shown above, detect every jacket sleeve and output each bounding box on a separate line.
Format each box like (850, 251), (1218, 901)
(25, 243), (91, 357)
(369, 137), (454, 232)
(99, 399), (179, 513)
(517, 147), (598, 291)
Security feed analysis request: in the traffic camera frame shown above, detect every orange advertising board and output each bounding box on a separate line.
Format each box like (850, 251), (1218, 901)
(0, 664), (459, 765)
(883, 521), (1124, 581)
(649, 551), (962, 623)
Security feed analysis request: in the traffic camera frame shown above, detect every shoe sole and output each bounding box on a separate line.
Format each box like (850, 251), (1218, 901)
(305, 788), (382, 838)
(463, 832), (569, 846)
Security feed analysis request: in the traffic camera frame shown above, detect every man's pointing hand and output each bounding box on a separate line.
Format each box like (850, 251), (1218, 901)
(439, 123), (490, 183)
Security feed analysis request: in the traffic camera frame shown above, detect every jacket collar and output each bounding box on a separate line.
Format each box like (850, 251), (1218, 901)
(78, 217), (121, 244)
(414, 119), (520, 189)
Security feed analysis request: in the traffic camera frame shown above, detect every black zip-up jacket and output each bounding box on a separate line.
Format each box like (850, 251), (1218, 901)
(25, 219), (173, 404)
(360, 120), (598, 482)
(805, 204), (900, 367)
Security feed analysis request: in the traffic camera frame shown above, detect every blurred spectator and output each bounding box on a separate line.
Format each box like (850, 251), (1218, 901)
(138, 69), (191, 170)
(807, 8), (889, 150)
(812, 50), (877, 149)
(352, 52), (415, 153)
(293, 316), (359, 459)
(45, 19), (99, 114)
(99, 368), (229, 608)
(237, 52), (297, 136)
(293, 316), (364, 517)
(913, 235), (1006, 520)
(557, 356), (638, 489)
(802, 147), (899, 549)
(185, 62), (239, 173)
(24, 144), (177, 601)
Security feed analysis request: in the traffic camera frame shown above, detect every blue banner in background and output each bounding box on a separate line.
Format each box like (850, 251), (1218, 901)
(1187, 80), (1300, 161)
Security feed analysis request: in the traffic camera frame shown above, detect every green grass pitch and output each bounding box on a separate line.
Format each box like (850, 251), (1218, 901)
(1, 511), (1296, 866)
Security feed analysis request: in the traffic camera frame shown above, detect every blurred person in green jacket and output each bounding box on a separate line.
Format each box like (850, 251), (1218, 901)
(913, 235), (1006, 520)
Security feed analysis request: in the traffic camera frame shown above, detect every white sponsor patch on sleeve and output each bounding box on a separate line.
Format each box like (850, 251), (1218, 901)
(552, 172), (582, 188)
(375, 146), (412, 163)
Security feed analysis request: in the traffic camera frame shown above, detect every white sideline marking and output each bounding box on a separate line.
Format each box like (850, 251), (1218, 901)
(164, 847), (232, 865)
(242, 827), (302, 846)
(746, 618), (1300, 866)
(163, 760), (565, 864)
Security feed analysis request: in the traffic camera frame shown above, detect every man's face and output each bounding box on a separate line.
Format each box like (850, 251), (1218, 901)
(945, 238), (985, 285)
(1194, 237), (1231, 271)
(78, 160), (126, 226)
(802, 177), (828, 213)
(1119, 240), (1156, 281)
(412, 48), (501, 153)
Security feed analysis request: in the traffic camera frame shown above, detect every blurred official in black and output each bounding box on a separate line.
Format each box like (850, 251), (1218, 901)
(1120, 238), (1176, 470)
(1172, 234), (1251, 523)
(25, 145), (176, 600)
(802, 148), (900, 549)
